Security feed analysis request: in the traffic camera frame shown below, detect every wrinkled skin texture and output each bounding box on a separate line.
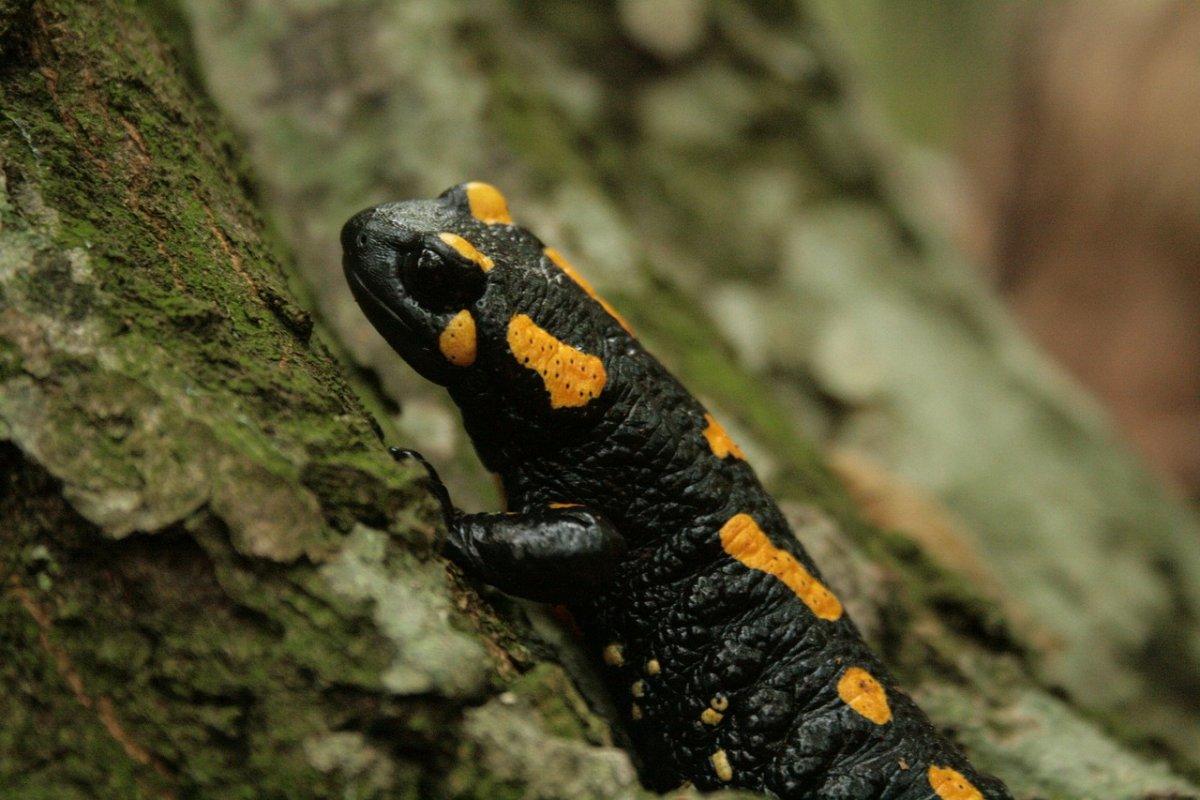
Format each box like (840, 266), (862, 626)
(342, 184), (1012, 800)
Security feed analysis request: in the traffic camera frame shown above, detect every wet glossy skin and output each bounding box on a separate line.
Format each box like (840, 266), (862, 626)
(341, 183), (1012, 800)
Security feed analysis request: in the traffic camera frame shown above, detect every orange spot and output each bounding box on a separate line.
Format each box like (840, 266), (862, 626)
(719, 513), (843, 621)
(837, 667), (892, 724)
(544, 247), (634, 334)
(465, 181), (513, 225)
(710, 749), (733, 782)
(549, 502), (582, 509)
(700, 707), (724, 725)
(439, 232), (494, 271)
(929, 766), (985, 800)
(703, 413), (745, 460)
(438, 310), (477, 366)
(506, 314), (607, 408)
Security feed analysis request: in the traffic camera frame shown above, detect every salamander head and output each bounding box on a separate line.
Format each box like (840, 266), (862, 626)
(342, 182), (632, 461)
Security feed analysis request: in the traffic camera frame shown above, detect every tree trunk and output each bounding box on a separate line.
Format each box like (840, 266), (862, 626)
(1, 1), (1197, 799)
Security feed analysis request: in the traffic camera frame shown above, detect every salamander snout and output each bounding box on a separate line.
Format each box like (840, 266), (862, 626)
(340, 207), (372, 255)
(340, 199), (494, 385)
(340, 206), (411, 274)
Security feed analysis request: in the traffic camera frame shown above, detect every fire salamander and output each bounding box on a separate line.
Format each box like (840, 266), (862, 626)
(341, 182), (1013, 800)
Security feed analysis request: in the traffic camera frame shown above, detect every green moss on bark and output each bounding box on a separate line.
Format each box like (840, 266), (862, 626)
(0, 2), (505, 796)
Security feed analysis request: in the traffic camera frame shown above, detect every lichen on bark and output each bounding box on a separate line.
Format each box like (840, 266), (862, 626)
(1, 2), (512, 796)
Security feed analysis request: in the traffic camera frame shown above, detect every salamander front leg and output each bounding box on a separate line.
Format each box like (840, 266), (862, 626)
(390, 447), (626, 603)
(447, 508), (626, 603)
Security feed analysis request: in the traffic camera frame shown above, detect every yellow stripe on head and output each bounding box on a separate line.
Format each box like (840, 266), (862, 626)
(465, 181), (513, 225)
(544, 247), (634, 335)
(439, 232), (494, 271)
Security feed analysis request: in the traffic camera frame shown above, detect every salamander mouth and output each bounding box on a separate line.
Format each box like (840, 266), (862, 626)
(345, 267), (421, 341)
(344, 263), (465, 386)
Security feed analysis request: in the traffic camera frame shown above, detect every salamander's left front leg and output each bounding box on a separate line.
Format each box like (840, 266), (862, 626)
(447, 508), (626, 603)
(391, 447), (626, 603)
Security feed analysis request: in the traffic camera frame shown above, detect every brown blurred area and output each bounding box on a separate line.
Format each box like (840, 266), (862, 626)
(974, 1), (1200, 498)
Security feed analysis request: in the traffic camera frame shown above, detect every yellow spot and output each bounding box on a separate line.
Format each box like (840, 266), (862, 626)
(719, 513), (843, 621)
(438, 232), (494, 271)
(700, 708), (724, 725)
(710, 694), (729, 712)
(645, 659), (661, 676)
(544, 247), (634, 334)
(710, 749), (733, 782)
(603, 643), (625, 666)
(630, 680), (646, 698)
(438, 310), (477, 367)
(837, 666), (892, 725)
(631, 703), (644, 720)
(928, 766), (984, 800)
(702, 413), (745, 460)
(548, 502), (581, 509)
(506, 314), (607, 408)
(465, 181), (513, 225)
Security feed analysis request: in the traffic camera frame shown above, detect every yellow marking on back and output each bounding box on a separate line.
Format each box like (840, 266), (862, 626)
(837, 666), (892, 725)
(710, 694), (729, 712)
(602, 643), (625, 666)
(710, 749), (733, 782)
(544, 247), (635, 334)
(631, 680), (646, 698)
(703, 413), (745, 460)
(439, 232), (494, 271)
(465, 181), (513, 225)
(645, 659), (661, 676)
(507, 314), (607, 408)
(438, 310), (477, 367)
(548, 502), (581, 509)
(630, 703), (644, 720)
(928, 766), (984, 800)
(700, 708), (724, 725)
(719, 513), (843, 621)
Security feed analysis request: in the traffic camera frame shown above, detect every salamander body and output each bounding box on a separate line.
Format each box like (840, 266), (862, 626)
(341, 182), (1012, 800)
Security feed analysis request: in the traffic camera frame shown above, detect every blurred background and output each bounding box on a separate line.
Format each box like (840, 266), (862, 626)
(818, 0), (1200, 502)
(167, 0), (1200, 788)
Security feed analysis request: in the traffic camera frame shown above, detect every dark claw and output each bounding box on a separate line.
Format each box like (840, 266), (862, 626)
(388, 446), (420, 463)
(388, 446), (454, 520)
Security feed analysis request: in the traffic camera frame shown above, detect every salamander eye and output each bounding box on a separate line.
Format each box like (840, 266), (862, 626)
(399, 246), (486, 312)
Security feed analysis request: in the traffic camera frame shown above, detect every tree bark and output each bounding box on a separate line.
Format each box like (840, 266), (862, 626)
(1, 1), (1197, 799)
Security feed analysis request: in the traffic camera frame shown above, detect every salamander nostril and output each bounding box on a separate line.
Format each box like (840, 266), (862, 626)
(340, 208), (377, 255)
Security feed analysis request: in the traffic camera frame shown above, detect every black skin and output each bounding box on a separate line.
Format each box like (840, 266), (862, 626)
(390, 446), (627, 603)
(343, 184), (1013, 800)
